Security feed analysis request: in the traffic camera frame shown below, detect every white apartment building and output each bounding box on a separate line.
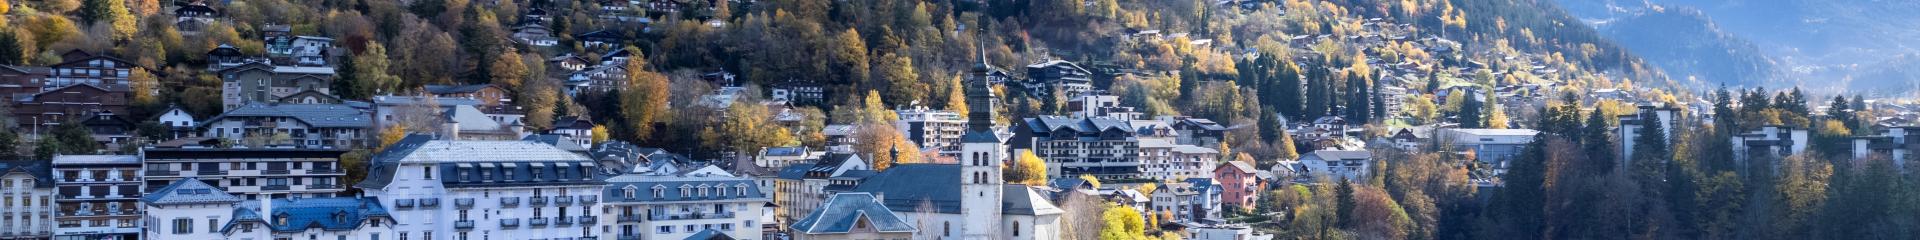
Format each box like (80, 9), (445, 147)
(51, 155), (143, 240)
(600, 170), (767, 240)
(0, 163), (53, 239)
(139, 148), (350, 200)
(895, 106), (966, 157)
(358, 136), (606, 240)
(141, 178), (394, 240)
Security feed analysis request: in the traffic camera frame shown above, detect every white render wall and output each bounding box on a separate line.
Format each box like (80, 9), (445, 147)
(0, 174), (51, 238)
(366, 162), (604, 240)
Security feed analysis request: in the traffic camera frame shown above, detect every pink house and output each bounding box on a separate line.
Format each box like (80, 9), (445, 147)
(1213, 161), (1260, 209)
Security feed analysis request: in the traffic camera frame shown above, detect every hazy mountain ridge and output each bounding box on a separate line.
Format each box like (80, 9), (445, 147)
(1561, 0), (1920, 94)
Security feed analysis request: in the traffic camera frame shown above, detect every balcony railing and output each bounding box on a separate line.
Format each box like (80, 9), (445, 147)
(579, 237), (598, 240)
(619, 235), (641, 240)
(499, 218), (519, 228)
(262, 185), (291, 191)
(309, 184), (343, 190)
(420, 198), (440, 208)
(307, 168), (344, 174)
(454, 220), (474, 229)
(263, 169), (291, 175)
(196, 170), (228, 176)
(500, 197), (519, 207)
(395, 199), (416, 209)
(580, 195), (599, 205)
(455, 198), (475, 209)
(529, 196), (548, 206)
(528, 217), (548, 226)
(578, 215), (596, 224)
(617, 215), (643, 223)
(649, 212), (734, 221)
(554, 196), (574, 206)
(144, 170), (179, 176)
(556, 216), (575, 225)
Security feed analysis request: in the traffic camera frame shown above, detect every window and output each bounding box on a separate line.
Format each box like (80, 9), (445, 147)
(944, 222), (951, 236)
(652, 186), (665, 198)
(657, 226), (672, 234)
(173, 218), (193, 234)
(1013, 221), (1021, 236)
(423, 166), (434, 179)
(623, 186), (637, 199)
(209, 219), (218, 233)
(399, 232), (407, 240)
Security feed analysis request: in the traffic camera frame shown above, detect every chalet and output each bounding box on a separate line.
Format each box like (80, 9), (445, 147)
(218, 61), (335, 110)
(510, 17), (559, 47)
(1298, 150), (1372, 180)
(576, 30), (627, 50)
(14, 84), (130, 130)
(551, 116), (596, 147)
(0, 65), (49, 103)
(155, 105), (199, 139)
(566, 65), (627, 96)
(424, 84), (513, 107)
(1441, 128), (1540, 167)
(173, 3), (219, 32)
(206, 44), (247, 70)
(1025, 60), (1094, 99)
(197, 103), (371, 148)
(46, 50), (141, 92)
(1172, 117), (1227, 147)
(80, 111), (135, 148)
(599, 47), (635, 66)
(547, 54), (590, 72)
(769, 79), (825, 106)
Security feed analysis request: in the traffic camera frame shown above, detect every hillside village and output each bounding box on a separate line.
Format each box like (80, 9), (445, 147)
(0, 0), (1916, 239)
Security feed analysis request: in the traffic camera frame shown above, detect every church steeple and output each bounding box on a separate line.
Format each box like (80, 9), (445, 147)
(964, 53), (1000, 136)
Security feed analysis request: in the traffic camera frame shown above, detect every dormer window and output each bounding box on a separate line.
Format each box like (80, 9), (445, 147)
(623, 186), (638, 199)
(275, 214), (289, 226)
(679, 185), (691, 196)
(736, 184), (749, 196)
(652, 186), (665, 198)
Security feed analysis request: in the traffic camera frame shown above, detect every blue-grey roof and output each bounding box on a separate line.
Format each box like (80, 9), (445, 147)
(850, 164), (964, 213)
(789, 193), (917, 234)
(776, 163), (816, 180)
(423, 84), (496, 95)
(440, 161), (604, 188)
(683, 229), (736, 240)
(523, 134), (588, 152)
(370, 95), (484, 107)
(227, 197), (391, 233)
(1022, 116), (1135, 134)
(0, 161), (52, 188)
(141, 177), (242, 205)
(762, 146), (808, 156)
(200, 103), (371, 128)
(1050, 178), (1095, 191)
(602, 173), (764, 202)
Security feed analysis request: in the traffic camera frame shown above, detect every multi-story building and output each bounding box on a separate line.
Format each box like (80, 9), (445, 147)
(1441, 128), (1540, 168)
(1171, 118), (1227, 148)
(1011, 116), (1142, 180)
(1169, 145), (1220, 180)
(1851, 126), (1920, 167)
(358, 136), (607, 240)
(198, 103), (372, 149)
(42, 50), (135, 93)
(0, 65), (49, 103)
(51, 155), (143, 240)
(14, 84), (129, 132)
(1619, 105), (1678, 166)
(1298, 150), (1372, 180)
(1138, 139), (1176, 181)
(600, 169), (767, 240)
(565, 65), (626, 96)
(372, 96), (527, 141)
(768, 80), (825, 107)
(753, 146), (819, 170)
(1731, 125), (1810, 163)
(551, 116), (596, 147)
(0, 162), (54, 239)
(217, 61), (337, 110)
(424, 84), (514, 108)
(1067, 94), (1142, 120)
(1024, 60), (1093, 99)
(894, 106), (965, 157)
(788, 193), (916, 240)
(772, 153), (868, 226)
(138, 148), (349, 200)
(1213, 162), (1259, 209)
(140, 179), (395, 240)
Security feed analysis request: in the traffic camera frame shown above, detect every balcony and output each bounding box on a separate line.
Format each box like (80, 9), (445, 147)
(454, 220), (474, 229)
(309, 184), (343, 190)
(580, 237), (598, 240)
(144, 170), (179, 176)
(617, 215), (643, 223)
(307, 168), (344, 174)
(263, 169), (290, 175)
(529, 196), (548, 206)
(499, 218), (520, 228)
(578, 215), (596, 224)
(500, 197), (519, 207)
(528, 217), (548, 226)
(555, 216), (575, 225)
(455, 198), (475, 209)
(262, 185), (291, 191)
(420, 198), (440, 208)
(395, 199), (416, 209)
(196, 170), (228, 176)
(580, 195), (598, 205)
(619, 235), (641, 240)
(554, 196), (574, 206)
(649, 212), (735, 221)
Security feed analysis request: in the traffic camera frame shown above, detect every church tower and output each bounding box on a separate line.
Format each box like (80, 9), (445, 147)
(957, 55), (1006, 239)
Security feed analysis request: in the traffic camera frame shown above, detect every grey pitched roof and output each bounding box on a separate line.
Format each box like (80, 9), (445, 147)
(227, 197), (391, 233)
(370, 95), (484, 107)
(0, 161), (52, 188)
(360, 136), (601, 189)
(849, 164), (964, 213)
(789, 192), (917, 234)
(1220, 161), (1256, 173)
(602, 173), (764, 203)
(51, 155), (140, 165)
(776, 163), (817, 180)
(1004, 185), (1065, 215)
(1302, 150), (1372, 162)
(523, 134), (588, 152)
(683, 229), (737, 240)
(1023, 116), (1135, 134)
(423, 84), (496, 95)
(200, 103), (371, 128)
(141, 177), (242, 205)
